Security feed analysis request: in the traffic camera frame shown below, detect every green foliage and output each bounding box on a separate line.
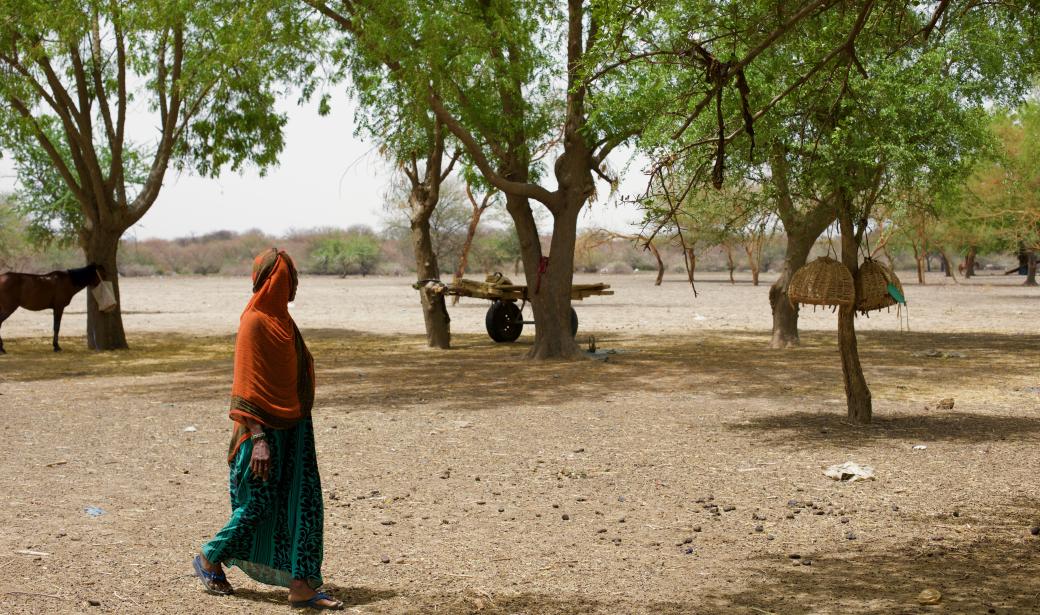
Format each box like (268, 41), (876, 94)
(624, 0), (1040, 243)
(953, 101), (1040, 252)
(0, 0), (315, 247)
(0, 197), (28, 268)
(470, 228), (523, 274)
(309, 230), (382, 277)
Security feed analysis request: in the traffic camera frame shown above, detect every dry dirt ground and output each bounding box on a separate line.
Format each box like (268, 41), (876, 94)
(0, 272), (1038, 614)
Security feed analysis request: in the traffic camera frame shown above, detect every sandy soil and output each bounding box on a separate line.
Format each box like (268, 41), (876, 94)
(2, 270), (1038, 341)
(0, 271), (1038, 614)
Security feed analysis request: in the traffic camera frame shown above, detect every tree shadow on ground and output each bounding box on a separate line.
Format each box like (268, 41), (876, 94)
(369, 533), (1040, 614)
(726, 410), (1040, 447)
(8, 328), (1039, 424)
(718, 536), (1040, 614)
(395, 591), (694, 615)
(229, 584), (396, 609)
(0, 332), (234, 382)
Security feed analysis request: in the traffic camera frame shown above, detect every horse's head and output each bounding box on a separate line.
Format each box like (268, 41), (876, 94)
(85, 263), (107, 287)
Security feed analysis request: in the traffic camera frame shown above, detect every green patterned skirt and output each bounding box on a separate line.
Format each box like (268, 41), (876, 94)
(202, 419), (324, 589)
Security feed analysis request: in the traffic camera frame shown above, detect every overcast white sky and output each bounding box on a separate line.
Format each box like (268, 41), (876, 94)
(0, 91), (650, 240)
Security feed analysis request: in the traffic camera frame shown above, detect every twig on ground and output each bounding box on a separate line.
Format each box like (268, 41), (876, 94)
(4, 591), (64, 600)
(113, 591), (140, 605)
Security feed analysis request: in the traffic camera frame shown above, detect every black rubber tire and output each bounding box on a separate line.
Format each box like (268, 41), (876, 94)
(570, 307), (579, 337)
(486, 300), (524, 342)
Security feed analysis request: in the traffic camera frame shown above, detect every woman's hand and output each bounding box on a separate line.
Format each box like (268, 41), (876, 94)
(250, 440), (271, 481)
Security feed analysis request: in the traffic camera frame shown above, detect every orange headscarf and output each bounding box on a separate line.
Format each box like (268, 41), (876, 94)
(227, 249), (314, 462)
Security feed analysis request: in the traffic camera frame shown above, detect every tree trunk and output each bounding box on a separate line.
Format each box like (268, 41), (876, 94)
(912, 245), (926, 285)
(837, 202), (871, 424)
(767, 145), (834, 349)
(769, 197), (834, 349)
(531, 205), (582, 360)
(648, 242), (664, 286)
(939, 249), (957, 283)
(940, 251), (953, 277)
(963, 246), (977, 279)
(505, 192), (582, 359)
(84, 231), (128, 351)
(744, 245), (760, 286)
(411, 213), (451, 349)
(725, 244), (736, 284)
(769, 231), (816, 349)
(1026, 250), (1038, 286)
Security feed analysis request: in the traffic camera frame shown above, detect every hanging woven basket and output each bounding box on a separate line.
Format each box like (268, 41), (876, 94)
(856, 258), (905, 313)
(788, 256), (854, 307)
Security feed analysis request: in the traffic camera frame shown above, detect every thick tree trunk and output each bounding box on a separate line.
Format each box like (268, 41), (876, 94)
(837, 204), (871, 424)
(767, 145), (834, 349)
(84, 231), (128, 351)
(411, 213), (451, 349)
(1026, 250), (1038, 286)
(769, 231), (816, 349)
(531, 206), (582, 360)
(963, 246), (977, 278)
(505, 193), (582, 359)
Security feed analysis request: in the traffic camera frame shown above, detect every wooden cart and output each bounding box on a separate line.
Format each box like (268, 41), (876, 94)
(415, 274), (613, 342)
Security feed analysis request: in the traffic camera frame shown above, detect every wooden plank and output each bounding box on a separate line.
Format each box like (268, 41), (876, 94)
(434, 278), (612, 301)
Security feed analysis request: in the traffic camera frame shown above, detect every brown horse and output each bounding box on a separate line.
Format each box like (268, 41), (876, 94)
(0, 263), (106, 353)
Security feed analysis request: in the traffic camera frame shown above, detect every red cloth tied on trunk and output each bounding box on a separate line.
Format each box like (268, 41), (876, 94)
(227, 249), (314, 462)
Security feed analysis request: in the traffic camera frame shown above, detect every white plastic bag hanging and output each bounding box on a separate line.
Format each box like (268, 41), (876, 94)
(91, 280), (118, 313)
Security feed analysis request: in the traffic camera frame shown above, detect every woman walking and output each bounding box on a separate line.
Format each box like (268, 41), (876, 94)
(194, 249), (342, 610)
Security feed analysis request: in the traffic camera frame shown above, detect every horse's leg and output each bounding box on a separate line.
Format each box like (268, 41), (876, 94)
(53, 307), (64, 352)
(0, 308), (9, 354)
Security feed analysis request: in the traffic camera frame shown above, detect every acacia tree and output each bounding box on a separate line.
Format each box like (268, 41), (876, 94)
(0, 0), (307, 349)
(396, 121), (460, 348)
(824, 53), (1011, 422)
(324, 0), (867, 358)
(961, 104), (1040, 286)
(632, 0), (1038, 357)
(638, 1), (1036, 422)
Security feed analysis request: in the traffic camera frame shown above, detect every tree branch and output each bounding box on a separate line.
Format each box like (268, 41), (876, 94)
(428, 92), (558, 208)
(440, 149), (461, 183)
(129, 24), (184, 226)
(6, 95), (87, 205)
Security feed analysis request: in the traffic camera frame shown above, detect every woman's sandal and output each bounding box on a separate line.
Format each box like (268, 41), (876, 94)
(289, 591), (344, 610)
(192, 554), (234, 595)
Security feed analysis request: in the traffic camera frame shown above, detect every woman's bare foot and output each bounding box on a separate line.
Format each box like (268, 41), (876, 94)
(288, 579), (343, 609)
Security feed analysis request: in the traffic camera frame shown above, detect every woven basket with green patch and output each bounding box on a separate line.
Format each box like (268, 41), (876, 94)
(856, 258), (905, 313)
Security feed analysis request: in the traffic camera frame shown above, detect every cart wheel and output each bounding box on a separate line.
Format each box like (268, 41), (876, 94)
(570, 307), (579, 337)
(486, 300), (523, 342)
